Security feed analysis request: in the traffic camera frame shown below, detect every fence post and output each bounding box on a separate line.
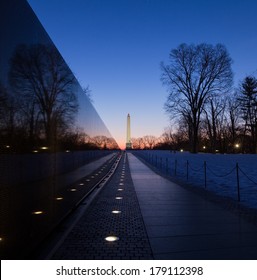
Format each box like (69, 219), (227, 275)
(236, 162), (240, 202)
(186, 160), (189, 180)
(204, 161), (207, 189)
(174, 159), (177, 176)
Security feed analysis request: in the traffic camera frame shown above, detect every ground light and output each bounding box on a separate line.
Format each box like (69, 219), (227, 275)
(105, 236), (119, 242)
(111, 210), (121, 214)
(32, 211), (43, 215)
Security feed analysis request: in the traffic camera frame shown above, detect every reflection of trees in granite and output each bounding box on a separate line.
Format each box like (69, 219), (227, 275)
(8, 44), (78, 149)
(0, 82), (20, 148)
(0, 44), (119, 153)
(85, 135), (119, 150)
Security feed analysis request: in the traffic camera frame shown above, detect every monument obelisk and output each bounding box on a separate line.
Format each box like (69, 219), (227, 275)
(126, 113), (132, 149)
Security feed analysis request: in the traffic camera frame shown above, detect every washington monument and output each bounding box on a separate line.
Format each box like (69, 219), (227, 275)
(126, 113), (132, 149)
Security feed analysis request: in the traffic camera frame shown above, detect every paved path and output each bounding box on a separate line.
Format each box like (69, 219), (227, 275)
(52, 153), (153, 259)
(50, 152), (257, 260)
(128, 153), (257, 259)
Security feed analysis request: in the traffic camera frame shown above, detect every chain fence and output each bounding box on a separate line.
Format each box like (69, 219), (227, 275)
(132, 151), (257, 203)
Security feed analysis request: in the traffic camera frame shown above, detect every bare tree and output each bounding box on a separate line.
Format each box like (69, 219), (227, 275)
(9, 44), (78, 148)
(143, 135), (158, 149)
(237, 76), (257, 152)
(161, 43), (233, 153)
(203, 95), (227, 152)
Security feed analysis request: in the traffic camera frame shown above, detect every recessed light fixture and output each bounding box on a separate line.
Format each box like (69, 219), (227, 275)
(32, 211), (43, 215)
(115, 197), (123, 200)
(112, 210), (121, 214)
(105, 236), (119, 242)
(117, 188), (123, 191)
(40, 146), (48, 150)
(119, 183), (124, 186)
(55, 197), (63, 201)
(70, 188), (77, 192)
(79, 183), (84, 186)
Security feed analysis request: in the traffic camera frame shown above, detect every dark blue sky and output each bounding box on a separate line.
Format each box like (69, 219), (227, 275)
(28, 0), (257, 148)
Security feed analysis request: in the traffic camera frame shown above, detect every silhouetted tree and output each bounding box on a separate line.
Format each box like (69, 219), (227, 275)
(161, 43), (233, 153)
(143, 135), (158, 149)
(9, 44), (78, 148)
(237, 76), (257, 152)
(0, 83), (20, 146)
(203, 95), (226, 153)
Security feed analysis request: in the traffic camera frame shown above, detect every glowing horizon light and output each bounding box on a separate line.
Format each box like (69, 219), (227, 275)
(105, 236), (119, 242)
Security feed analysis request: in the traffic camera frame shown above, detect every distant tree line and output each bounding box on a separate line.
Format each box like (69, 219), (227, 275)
(0, 44), (118, 153)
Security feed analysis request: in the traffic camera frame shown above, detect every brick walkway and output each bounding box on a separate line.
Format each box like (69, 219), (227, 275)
(52, 153), (153, 259)
(51, 152), (257, 260)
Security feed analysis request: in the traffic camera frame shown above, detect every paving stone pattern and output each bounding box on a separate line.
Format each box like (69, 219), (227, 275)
(53, 153), (153, 259)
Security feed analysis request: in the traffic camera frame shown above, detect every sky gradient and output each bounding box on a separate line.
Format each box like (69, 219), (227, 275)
(27, 0), (257, 149)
